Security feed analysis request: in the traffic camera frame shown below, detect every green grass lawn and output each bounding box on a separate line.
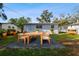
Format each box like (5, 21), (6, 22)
(0, 34), (79, 56)
(0, 36), (17, 47)
(0, 48), (72, 56)
(51, 33), (79, 41)
(0, 33), (79, 47)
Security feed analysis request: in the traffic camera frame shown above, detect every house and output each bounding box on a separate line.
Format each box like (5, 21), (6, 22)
(0, 23), (21, 32)
(0, 23), (59, 34)
(24, 23), (52, 32)
(59, 25), (68, 32)
(23, 23), (59, 34)
(67, 20), (79, 34)
(67, 23), (79, 34)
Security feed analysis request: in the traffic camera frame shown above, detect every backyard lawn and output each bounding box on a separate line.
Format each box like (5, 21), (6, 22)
(1, 33), (79, 47)
(0, 33), (79, 56)
(0, 48), (72, 56)
(52, 33), (79, 41)
(0, 36), (17, 47)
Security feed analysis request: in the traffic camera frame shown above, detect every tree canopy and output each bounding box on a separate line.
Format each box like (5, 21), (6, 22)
(0, 3), (7, 20)
(37, 10), (53, 23)
(0, 3), (3, 9)
(9, 17), (31, 32)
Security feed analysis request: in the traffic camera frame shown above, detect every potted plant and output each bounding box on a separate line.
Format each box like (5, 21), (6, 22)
(7, 26), (11, 35)
(0, 29), (4, 36)
(2, 29), (7, 38)
(12, 27), (17, 36)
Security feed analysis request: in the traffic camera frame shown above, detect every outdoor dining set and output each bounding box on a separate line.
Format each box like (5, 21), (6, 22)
(17, 31), (52, 48)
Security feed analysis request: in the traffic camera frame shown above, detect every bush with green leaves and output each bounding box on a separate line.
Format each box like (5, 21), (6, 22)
(0, 48), (72, 56)
(0, 29), (7, 36)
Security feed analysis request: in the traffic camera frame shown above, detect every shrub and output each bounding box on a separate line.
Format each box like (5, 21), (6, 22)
(0, 48), (72, 56)
(0, 29), (7, 36)
(7, 28), (16, 35)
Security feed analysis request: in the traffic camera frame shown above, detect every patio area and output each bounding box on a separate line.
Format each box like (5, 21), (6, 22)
(6, 37), (64, 48)
(0, 34), (65, 49)
(1, 33), (79, 49)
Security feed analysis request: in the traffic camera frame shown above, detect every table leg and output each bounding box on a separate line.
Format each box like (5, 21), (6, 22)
(48, 39), (50, 45)
(40, 34), (42, 47)
(24, 38), (26, 48)
(17, 37), (19, 45)
(27, 36), (30, 48)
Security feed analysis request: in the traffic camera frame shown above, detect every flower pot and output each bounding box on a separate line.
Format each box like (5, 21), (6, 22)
(13, 32), (16, 36)
(10, 31), (13, 35)
(2, 32), (7, 38)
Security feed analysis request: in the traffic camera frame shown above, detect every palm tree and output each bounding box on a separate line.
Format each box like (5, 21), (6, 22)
(37, 10), (53, 23)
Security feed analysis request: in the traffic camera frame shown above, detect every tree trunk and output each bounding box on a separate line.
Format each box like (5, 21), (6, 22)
(21, 28), (23, 32)
(21, 27), (23, 32)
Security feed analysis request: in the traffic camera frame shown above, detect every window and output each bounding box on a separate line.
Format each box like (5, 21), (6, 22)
(51, 25), (54, 28)
(36, 24), (42, 28)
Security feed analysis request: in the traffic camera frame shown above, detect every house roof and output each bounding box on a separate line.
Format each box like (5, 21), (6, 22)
(70, 23), (79, 26)
(0, 23), (13, 24)
(0, 23), (14, 24)
(0, 23), (57, 26)
(0, 23), (21, 29)
(0, 23), (17, 27)
(24, 23), (55, 25)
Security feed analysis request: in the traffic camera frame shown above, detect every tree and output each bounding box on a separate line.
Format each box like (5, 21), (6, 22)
(0, 3), (7, 20)
(66, 14), (77, 24)
(37, 10), (53, 23)
(53, 14), (73, 32)
(53, 14), (69, 26)
(26, 17), (31, 23)
(0, 3), (3, 9)
(9, 18), (17, 24)
(53, 17), (59, 24)
(59, 14), (70, 26)
(70, 6), (79, 23)
(0, 3), (3, 17)
(9, 17), (31, 32)
(17, 17), (28, 32)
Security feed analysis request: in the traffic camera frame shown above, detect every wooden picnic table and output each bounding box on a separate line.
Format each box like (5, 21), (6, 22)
(18, 32), (43, 47)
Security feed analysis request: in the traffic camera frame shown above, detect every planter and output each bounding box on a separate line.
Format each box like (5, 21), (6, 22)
(2, 32), (7, 38)
(10, 31), (13, 35)
(13, 32), (17, 36)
